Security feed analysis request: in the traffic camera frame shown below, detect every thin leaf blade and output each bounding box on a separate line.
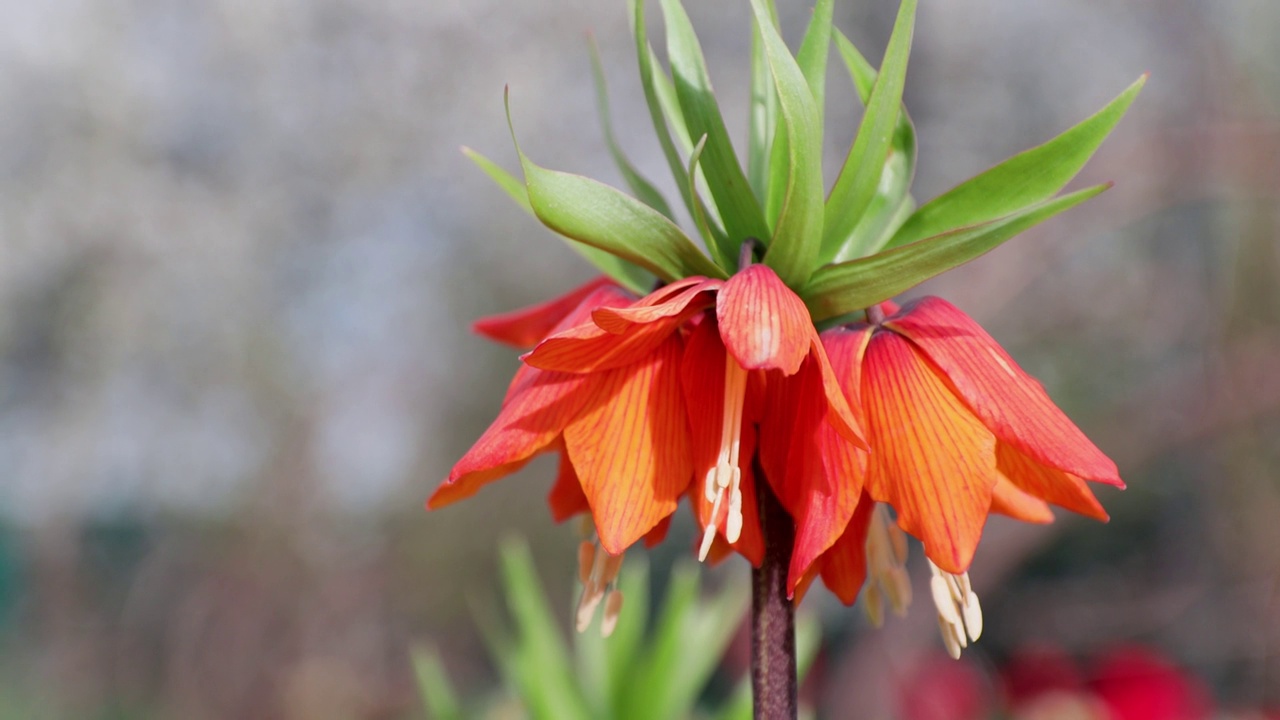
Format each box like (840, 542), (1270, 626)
(749, 0), (826, 286)
(660, 0), (770, 259)
(805, 184), (1111, 322)
(886, 74), (1146, 249)
(822, 0), (917, 260)
(509, 92), (725, 283)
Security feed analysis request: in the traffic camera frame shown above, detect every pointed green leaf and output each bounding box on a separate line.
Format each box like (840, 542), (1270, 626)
(832, 29), (918, 260)
(587, 34), (677, 221)
(497, 539), (593, 720)
(509, 94), (724, 283)
(412, 646), (464, 720)
(805, 184), (1110, 322)
(660, 0), (770, 258)
(822, 0), (917, 260)
(747, 1), (780, 202)
(631, 0), (728, 248)
(796, 0), (834, 127)
(463, 146), (654, 293)
(749, 0), (825, 286)
(886, 74), (1146, 250)
(685, 134), (732, 266)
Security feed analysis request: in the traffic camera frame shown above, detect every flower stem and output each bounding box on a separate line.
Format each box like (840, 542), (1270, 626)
(751, 459), (797, 720)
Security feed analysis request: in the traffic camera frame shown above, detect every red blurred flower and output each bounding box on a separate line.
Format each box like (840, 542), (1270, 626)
(1089, 647), (1213, 720)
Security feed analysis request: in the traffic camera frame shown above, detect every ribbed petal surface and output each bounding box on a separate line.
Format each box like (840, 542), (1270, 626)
(430, 369), (593, 508)
(564, 335), (692, 554)
(817, 493), (876, 605)
(548, 449), (590, 522)
(591, 277), (717, 334)
(525, 281), (713, 373)
(862, 331), (997, 574)
(473, 278), (625, 347)
(682, 319), (763, 565)
(886, 296), (1122, 486)
(990, 474), (1055, 524)
(761, 341), (869, 594)
(997, 443), (1110, 521)
(717, 265), (812, 373)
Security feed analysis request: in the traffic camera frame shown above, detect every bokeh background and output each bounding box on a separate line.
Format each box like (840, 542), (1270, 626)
(1, 0), (1278, 717)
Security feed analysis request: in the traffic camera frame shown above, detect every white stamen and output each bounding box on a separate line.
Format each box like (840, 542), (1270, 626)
(862, 504), (913, 625)
(574, 540), (627, 635)
(601, 590), (624, 638)
(927, 559), (984, 658)
(699, 352), (749, 561)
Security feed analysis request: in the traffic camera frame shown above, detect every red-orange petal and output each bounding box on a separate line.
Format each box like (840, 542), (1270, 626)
(591, 277), (718, 334)
(861, 331), (998, 574)
(717, 265), (812, 374)
(758, 351), (868, 593)
(886, 296), (1122, 486)
(473, 277), (625, 347)
(818, 493), (877, 605)
(990, 473), (1055, 524)
(429, 368), (594, 509)
(525, 282), (712, 373)
(564, 335), (692, 555)
(682, 318), (763, 565)
(548, 450), (590, 522)
(997, 443), (1110, 522)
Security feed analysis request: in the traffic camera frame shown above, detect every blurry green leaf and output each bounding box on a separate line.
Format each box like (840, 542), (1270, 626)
(496, 539), (593, 720)
(746, 0), (780, 203)
(412, 646), (465, 720)
(622, 563), (748, 720)
(805, 184), (1110, 322)
(886, 74), (1146, 250)
(660, 0), (770, 261)
(463, 146), (654, 293)
(510, 93), (725, 283)
(587, 34), (677, 221)
(749, 0), (825, 287)
(823, 0), (917, 261)
(831, 30), (918, 260)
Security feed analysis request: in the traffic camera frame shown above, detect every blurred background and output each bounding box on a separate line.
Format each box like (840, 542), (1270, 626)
(1, 0), (1278, 717)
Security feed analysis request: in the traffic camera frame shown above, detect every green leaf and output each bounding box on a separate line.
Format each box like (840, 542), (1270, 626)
(796, 0), (834, 127)
(749, 0), (825, 287)
(622, 563), (747, 720)
(660, 0), (770, 259)
(496, 539), (593, 720)
(630, 0), (728, 250)
(587, 34), (677, 222)
(831, 29), (918, 260)
(509, 92), (725, 283)
(822, 0), (917, 261)
(463, 146), (654, 293)
(886, 74), (1146, 250)
(686, 135), (731, 266)
(747, 0), (780, 203)
(805, 184), (1111, 322)
(412, 646), (465, 720)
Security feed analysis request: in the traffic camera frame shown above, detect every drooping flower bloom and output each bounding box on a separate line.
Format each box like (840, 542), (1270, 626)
(778, 296), (1122, 641)
(428, 275), (694, 552)
(520, 264), (866, 563)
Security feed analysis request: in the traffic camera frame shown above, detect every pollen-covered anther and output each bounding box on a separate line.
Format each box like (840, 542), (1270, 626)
(863, 505), (913, 627)
(698, 353), (749, 562)
(928, 559), (983, 659)
(575, 541), (626, 635)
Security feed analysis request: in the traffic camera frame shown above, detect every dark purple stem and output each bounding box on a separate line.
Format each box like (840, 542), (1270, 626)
(751, 459), (798, 720)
